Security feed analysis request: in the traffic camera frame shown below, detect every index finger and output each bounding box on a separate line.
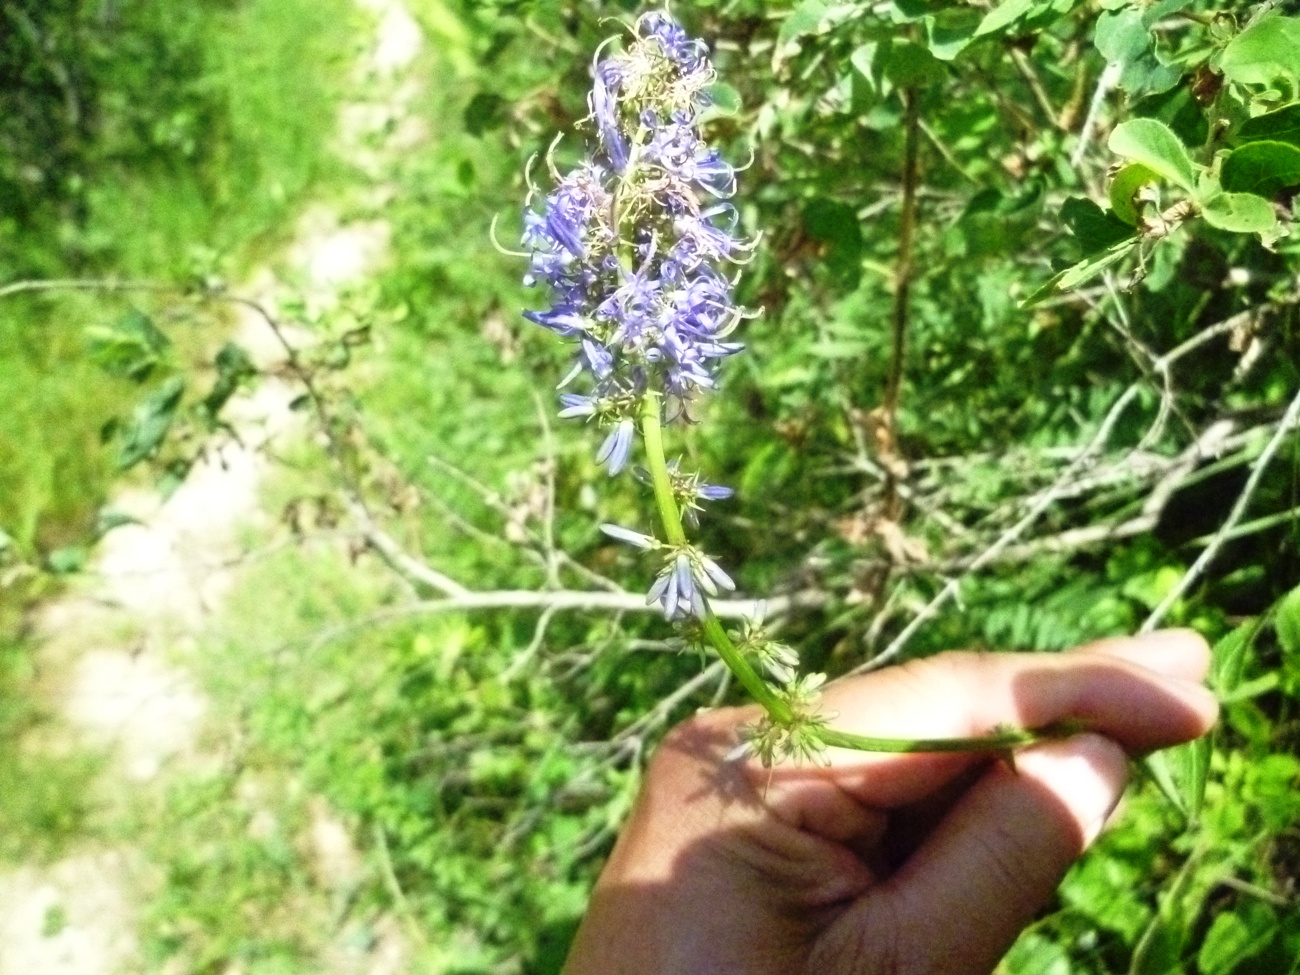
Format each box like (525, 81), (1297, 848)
(767, 630), (1217, 808)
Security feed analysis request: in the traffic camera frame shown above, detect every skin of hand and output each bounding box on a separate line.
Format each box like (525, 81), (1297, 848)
(563, 630), (1219, 975)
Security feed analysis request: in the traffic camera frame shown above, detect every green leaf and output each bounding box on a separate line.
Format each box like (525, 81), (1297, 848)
(1167, 736), (1211, 823)
(1276, 584), (1300, 656)
(117, 376), (186, 471)
(1198, 902), (1278, 975)
(1238, 104), (1300, 148)
(974, 0), (1036, 37)
(778, 1), (829, 48)
(1219, 16), (1300, 89)
(850, 42), (879, 93)
(1109, 163), (1159, 224)
(202, 343), (257, 417)
(1141, 752), (1187, 818)
(1211, 619), (1263, 695)
(1094, 8), (1181, 96)
(1200, 191), (1279, 235)
(46, 546), (88, 575)
(463, 92), (507, 137)
(923, 9), (981, 61)
(1094, 8), (1148, 63)
(851, 39), (945, 93)
(1061, 197), (1136, 253)
(1021, 236), (1139, 306)
(86, 308), (171, 383)
(880, 40), (945, 87)
(1108, 118), (1197, 192)
(1142, 0), (1193, 25)
(95, 509), (140, 536)
(701, 82), (742, 119)
(1221, 140), (1300, 197)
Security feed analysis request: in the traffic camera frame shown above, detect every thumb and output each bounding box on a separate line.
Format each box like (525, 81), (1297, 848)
(823, 732), (1127, 975)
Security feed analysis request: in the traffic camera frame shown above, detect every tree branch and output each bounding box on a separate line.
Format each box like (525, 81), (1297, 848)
(1142, 386), (1300, 632)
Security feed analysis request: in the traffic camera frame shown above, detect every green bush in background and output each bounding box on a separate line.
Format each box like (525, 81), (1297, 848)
(1, 1), (1298, 973)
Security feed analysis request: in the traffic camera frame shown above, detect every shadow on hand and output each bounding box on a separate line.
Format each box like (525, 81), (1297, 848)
(560, 654), (1214, 975)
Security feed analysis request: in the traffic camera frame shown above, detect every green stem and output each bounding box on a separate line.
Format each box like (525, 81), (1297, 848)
(637, 392), (1065, 756)
(639, 393), (687, 547)
(821, 726), (1040, 754)
(640, 394), (792, 721)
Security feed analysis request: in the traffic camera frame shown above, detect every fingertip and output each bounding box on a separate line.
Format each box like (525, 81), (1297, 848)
(1077, 629), (1212, 682)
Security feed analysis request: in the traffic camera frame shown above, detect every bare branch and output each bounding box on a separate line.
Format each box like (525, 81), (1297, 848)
(1071, 60), (1121, 169)
(1142, 386), (1300, 632)
(852, 306), (1281, 673)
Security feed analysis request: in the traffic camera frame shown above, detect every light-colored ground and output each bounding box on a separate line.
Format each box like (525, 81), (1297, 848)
(0, 3), (424, 973)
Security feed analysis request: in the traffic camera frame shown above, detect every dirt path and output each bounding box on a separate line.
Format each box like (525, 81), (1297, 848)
(0, 4), (424, 973)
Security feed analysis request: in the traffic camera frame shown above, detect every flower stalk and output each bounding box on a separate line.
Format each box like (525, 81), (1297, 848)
(518, 12), (1067, 765)
(642, 388), (1068, 756)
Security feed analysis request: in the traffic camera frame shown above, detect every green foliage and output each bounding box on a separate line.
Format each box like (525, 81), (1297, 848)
(1109, 118), (1198, 193)
(3, 0), (1299, 973)
(0, 0), (357, 567)
(0, 0), (358, 922)
(1220, 141), (1300, 197)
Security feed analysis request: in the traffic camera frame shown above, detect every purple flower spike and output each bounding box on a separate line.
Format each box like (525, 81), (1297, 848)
(520, 11), (753, 479)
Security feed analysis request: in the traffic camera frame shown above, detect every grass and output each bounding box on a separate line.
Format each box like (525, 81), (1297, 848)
(0, 0), (360, 566)
(0, 0), (363, 870)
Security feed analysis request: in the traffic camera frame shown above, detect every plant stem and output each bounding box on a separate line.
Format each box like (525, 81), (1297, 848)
(821, 726), (1040, 754)
(640, 393), (791, 721)
(639, 393), (687, 547)
(637, 393), (1065, 756)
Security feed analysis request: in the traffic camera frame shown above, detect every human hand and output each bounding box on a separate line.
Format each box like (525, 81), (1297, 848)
(564, 630), (1218, 975)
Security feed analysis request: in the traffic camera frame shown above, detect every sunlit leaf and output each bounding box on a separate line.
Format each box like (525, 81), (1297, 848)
(1021, 236), (1139, 306)
(1211, 619), (1263, 695)
(1109, 163), (1159, 224)
(974, 0), (1036, 37)
(1276, 585), (1300, 656)
(86, 308), (171, 383)
(1220, 140), (1300, 197)
(46, 546), (87, 575)
(701, 82), (742, 119)
(778, 1), (829, 47)
(1108, 118), (1197, 192)
(1200, 191), (1278, 235)
(1219, 15), (1300, 89)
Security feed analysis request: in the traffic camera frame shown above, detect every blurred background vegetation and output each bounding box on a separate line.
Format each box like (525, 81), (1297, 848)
(1, 1), (1297, 973)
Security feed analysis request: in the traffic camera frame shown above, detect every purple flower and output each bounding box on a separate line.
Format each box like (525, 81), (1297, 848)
(596, 418), (635, 475)
(640, 12), (708, 75)
(591, 60), (629, 172)
(600, 523), (658, 549)
(520, 12), (752, 483)
(644, 544), (733, 619)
